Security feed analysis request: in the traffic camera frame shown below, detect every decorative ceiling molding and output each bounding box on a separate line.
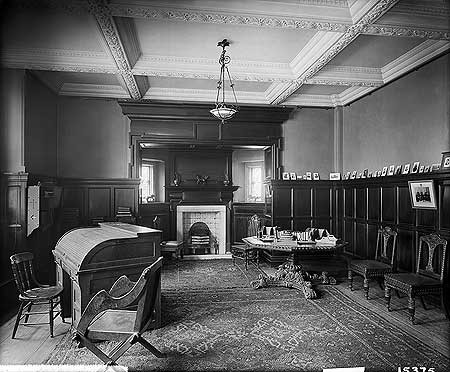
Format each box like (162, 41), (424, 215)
(133, 55), (292, 82)
(391, 2), (450, 18)
(109, 4), (350, 33)
(363, 24), (449, 40)
(87, 0), (141, 99)
(336, 86), (374, 105)
(0, 47), (117, 73)
(265, 82), (294, 103)
(59, 82), (129, 98)
(310, 64), (383, 86)
(283, 93), (334, 106)
(144, 87), (267, 104)
(290, 32), (343, 77)
(381, 39), (450, 82)
(271, 0), (400, 105)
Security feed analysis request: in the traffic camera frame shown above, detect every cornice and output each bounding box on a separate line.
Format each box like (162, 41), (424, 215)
(0, 48), (116, 72)
(271, 0), (400, 104)
(283, 93), (334, 106)
(144, 87), (267, 104)
(88, 0), (141, 99)
(392, 2), (450, 18)
(59, 83), (129, 98)
(109, 4), (350, 33)
(381, 39), (450, 83)
(336, 86), (373, 106)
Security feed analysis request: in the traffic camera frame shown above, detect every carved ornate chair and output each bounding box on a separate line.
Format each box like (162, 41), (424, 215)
(231, 214), (261, 270)
(348, 226), (398, 299)
(10, 252), (64, 338)
(74, 257), (165, 365)
(188, 221), (215, 254)
(384, 233), (448, 324)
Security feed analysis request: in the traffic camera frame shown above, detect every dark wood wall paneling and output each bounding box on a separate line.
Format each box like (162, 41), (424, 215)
(0, 173), (28, 316)
(59, 178), (139, 227)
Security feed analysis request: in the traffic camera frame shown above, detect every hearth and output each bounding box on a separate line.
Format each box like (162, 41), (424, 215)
(177, 205), (227, 255)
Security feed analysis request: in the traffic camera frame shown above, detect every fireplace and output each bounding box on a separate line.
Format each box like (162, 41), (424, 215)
(177, 205), (227, 255)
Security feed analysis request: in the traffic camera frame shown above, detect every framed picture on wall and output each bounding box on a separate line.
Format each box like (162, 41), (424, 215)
(395, 165), (402, 175)
(290, 172), (297, 180)
(313, 172), (320, 180)
(329, 172), (341, 180)
(440, 151), (450, 170)
(282, 172), (290, 180)
(387, 165), (395, 176)
(408, 180), (437, 210)
(306, 172), (312, 180)
(350, 171), (357, 179)
(402, 164), (410, 174)
(411, 161), (420, 173)
(381, 166), (388, 176)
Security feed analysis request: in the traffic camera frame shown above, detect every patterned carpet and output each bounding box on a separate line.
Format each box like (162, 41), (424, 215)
(45, 259), (449, 372)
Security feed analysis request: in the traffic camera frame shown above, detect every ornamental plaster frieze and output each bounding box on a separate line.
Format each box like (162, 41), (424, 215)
(271, 0), (400, 104)
(311, 64), (383, 85)
(0, 61), (117, 74)
(305, 78), (381, 87)
(363, 24), (450, 40)
(108, 4), (350, 32)
(283, 93), (334, 106)
(391, 2), (449, 18)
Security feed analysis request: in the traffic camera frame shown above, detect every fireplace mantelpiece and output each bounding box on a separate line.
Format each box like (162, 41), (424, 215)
(166, 185), (239, 204)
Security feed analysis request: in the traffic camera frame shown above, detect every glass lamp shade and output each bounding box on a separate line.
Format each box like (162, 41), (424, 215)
(210, 106), (237, 121)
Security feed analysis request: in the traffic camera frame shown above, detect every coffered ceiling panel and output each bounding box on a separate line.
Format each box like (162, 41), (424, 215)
(1, 9), (104, 52)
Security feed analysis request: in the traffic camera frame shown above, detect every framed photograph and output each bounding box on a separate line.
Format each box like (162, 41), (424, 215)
(402, 164), (410, 174)
(363, 169), (368, 178)
(368, 172), (372, 178)
(411, 161), (420, 173)
(419, 165), (425, 173)
(306, 172), (312, 180)
(290, 172), (297, 180)
(381, 166), (388, 176)
(424, 165), (430, 173)
(350, 171), (357, 179)
(282, 172), (290, 180)
(302, 175), (307, 180)
(408, 180), (437, 210)
(345, 171), (351, 180)
(440, 151), (450, 170)
(431, 163), (440, 172)
(329, 172), (341, 180)
(395, 165), (402, 175)
(387, 165), (395, 176)
(313, 172), (320, 180)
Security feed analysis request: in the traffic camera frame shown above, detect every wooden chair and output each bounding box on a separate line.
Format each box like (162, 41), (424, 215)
(10, 252), (64, 338)
(348, 226), (398, 299)
(231, 214), (261, 270)
(384, 233), (448, 324)
(74, 257), (165, 365)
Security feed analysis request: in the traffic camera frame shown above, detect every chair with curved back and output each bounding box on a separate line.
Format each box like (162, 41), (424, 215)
(10, 252), (64, 338)
(74, 257), (165, 365)
(348, 226), (398, 299)
(384, 233), (448, 324)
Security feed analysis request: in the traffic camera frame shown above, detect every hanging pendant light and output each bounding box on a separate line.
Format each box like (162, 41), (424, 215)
(210, 39), (238, 124)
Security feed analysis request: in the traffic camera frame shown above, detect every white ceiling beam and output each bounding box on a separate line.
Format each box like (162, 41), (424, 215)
(87, 0), (142, 99)
(270, 0), (400, 105)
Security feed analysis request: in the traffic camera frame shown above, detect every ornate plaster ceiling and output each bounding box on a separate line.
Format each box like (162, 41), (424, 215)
(1, 0), (449, 107)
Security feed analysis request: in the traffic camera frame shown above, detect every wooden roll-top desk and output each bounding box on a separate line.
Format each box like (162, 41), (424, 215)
(53, 222), (162, 328)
